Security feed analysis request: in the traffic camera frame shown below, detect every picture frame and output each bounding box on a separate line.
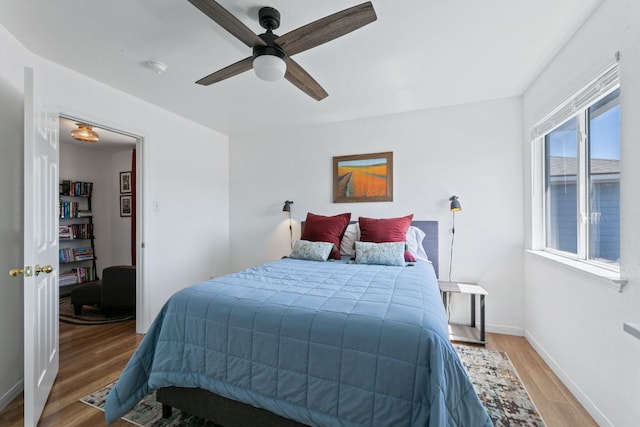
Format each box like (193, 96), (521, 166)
(120, 195), (132, 217)
(120, 171), (132, 194)
(333, 151), (393, 203)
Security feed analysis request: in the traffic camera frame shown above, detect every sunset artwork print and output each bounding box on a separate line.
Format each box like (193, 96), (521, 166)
(333, 152), (393, 203)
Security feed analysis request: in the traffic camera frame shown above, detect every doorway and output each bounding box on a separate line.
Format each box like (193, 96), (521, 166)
(58, 116), (143, 329)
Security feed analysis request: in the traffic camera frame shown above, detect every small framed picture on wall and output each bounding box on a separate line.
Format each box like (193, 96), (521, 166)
(120, 171), (132, 194)
(120, 195), (132, 217)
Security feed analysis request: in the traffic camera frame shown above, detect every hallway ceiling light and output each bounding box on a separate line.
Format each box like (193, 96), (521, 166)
(71, 123), (99, 143)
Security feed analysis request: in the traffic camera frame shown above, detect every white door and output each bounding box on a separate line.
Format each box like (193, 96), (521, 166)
(23, 67), (59, 427)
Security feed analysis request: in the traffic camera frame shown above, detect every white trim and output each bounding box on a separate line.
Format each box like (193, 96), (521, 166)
(525, 250), (626, 292)
(531, 137), (545, 250)
(524, 330), (614, 427)
(0, 380), (23, 413)
(577, 113), (588, 260)
(486, 323), (524, 337)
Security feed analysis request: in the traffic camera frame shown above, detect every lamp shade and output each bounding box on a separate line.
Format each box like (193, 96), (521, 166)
(71, 124), (99, 143)
(253, 54), (286, 82)
(282, 200), (293, 213)
(449, 195), (461, 212)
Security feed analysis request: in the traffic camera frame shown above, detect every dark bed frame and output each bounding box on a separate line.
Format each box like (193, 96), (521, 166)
(157, 220), (439, 426)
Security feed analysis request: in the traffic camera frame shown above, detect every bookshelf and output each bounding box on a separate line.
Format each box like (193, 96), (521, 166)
(59, 180), (99, 296)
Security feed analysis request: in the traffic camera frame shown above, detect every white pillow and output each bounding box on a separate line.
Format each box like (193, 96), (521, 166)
(340, 223), (359, 257)
(355, 241), (406, 266)
(289, 240), (335, 262)
(405, 226), (429, 261)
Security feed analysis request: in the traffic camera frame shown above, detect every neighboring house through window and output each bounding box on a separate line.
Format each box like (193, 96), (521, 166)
(532, 61), (620, 271)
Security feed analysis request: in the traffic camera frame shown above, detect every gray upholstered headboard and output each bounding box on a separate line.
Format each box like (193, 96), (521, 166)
(410, 220), (439, 278)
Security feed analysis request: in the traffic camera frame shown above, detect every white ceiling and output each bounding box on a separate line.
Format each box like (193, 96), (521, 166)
(1, 0), (601, 136)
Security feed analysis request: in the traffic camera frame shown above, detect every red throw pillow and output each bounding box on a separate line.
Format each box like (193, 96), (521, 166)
(301, 212), (351, 260)
(359, 214), (415, 261)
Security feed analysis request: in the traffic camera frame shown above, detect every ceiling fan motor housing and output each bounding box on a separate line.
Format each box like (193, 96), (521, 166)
(259, 7), (280, 30)
(253, 32), (286, 61)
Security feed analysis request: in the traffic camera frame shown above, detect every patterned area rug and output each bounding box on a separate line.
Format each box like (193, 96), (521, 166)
(454, 344), (546, 426)
(81, 344), (545, 426)
(80, 384), (214, 426)
(59, 296), (134, 325)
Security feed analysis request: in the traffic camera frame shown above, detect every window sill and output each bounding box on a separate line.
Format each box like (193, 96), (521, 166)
(525, 250), (627, 292)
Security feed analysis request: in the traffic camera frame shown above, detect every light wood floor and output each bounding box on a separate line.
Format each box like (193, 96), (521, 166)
(485, 334), (597, 427)
(0, 320), (142, 427)
(0, 323), (596, 427)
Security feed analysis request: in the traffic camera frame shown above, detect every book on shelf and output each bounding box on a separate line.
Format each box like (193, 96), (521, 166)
(59, 226), (72, 240)
(76, 210), (92, 217)
(59, 272), (78, 286)
(58, 247), (94, 262)
(59, 200), (80, 219)
(59, 248), (72, 263)
(74, 267), (96, 283)
(60, 180), (93, 197)
(59, 267), (97, 285)
(73, 247), (94, 261)
(59, 223), (93, 239)
(73, 223), (93, 239)
(60, 180), (71, 195)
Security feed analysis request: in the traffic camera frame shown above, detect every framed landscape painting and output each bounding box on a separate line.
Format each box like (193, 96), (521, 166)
(333, 151), (393, 203)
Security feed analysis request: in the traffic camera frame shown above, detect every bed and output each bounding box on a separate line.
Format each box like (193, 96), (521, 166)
(104, 219), (492, 426)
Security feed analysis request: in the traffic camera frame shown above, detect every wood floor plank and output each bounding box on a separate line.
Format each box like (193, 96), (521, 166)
(0, 320), (141, 427)
(0, 322), (596, 426)
(484, 333), (597, 427)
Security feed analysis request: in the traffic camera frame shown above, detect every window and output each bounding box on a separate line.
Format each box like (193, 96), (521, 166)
(533, 63), (620, 271)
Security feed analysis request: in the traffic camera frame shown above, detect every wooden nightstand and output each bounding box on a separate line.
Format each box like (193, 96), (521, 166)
(438, 281), (487, 345)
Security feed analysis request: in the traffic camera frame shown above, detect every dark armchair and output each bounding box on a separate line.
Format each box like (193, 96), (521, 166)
(71, 265), (136, 316)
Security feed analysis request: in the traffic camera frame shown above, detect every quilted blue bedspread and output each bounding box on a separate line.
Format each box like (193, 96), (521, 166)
(105, 258), (492, 426)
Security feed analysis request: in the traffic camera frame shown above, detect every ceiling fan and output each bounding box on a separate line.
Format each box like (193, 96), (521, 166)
(187, 0), (377, 101)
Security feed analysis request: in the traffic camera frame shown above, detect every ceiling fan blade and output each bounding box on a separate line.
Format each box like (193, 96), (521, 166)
(196, 56), (254, 86)
(275, 2), (376, 57)
(188, 0), (265, 48)
(285, 58), (328, 101)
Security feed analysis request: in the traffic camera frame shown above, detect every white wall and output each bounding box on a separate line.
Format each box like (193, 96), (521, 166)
(0, 23), (230, 410)
(230, 97), (524, 335)
(33, 57), (231, 332)
(0, 26), (29, 412)
(522, 0), (640, 425)
(109, 149), (135, 266)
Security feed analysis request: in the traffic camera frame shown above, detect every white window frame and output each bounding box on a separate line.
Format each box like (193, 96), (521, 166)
(530, 60), (623, 287)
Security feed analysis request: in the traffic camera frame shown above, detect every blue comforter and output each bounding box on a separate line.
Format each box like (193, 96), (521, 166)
(105, 258), (492, 426)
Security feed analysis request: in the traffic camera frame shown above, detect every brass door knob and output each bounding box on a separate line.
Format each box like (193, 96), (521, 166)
(9, 268), (24, 277)
(35, 264), (53, 276)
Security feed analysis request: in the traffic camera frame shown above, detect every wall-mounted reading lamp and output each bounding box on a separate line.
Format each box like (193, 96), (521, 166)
(448, 195), (462, 282)
(282, 200), (294, 249)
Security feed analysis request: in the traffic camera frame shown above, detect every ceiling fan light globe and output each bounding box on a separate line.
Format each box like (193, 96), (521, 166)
(253, 54), (286, 82)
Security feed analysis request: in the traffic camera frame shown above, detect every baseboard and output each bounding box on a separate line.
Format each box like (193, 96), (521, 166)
(487, 323), (524, 336)
(524, 330), (613, 427)
(0, 380), (23, 413)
